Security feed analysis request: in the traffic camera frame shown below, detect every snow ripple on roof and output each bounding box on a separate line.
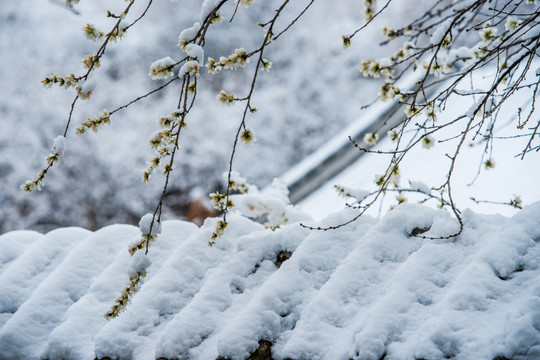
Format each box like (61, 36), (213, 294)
(1, 203), (540, 359)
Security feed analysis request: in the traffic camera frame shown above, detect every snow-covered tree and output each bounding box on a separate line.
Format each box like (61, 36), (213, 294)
(16, 0), (539, 314)
(333, 0), (540, 239)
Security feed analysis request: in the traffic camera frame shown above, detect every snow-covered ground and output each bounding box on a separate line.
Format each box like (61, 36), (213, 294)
(1, 193), (540, 359)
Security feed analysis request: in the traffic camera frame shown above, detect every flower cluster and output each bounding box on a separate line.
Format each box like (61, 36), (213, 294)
(359, 59), (393, 79)
(374, 162), (400, 188)
(65, 0), (79, 7)
(76, 80), (96, 100)
(404, 105), (420, 118)
(388, 129), (399, 141)
(76, 111), (110, 134)
(217, 90), (235, 105)
(44, 136), (66, 166)
(236, 0), (253, 8)
(479, 26), (497, 43)
(83, 23), (105, 41)
(21, 136), (66, 192)
(210, 220), (228, 245)
(157, 111), (184, 128)
(389, 42), (414, 62)
(210, 12), (222, 24)
(82, 54), (101, 70)
(240, 129), (256, 144)
(128, 214), (162, 254)
(109, 21), (128, 43)
(210, 192), (234, 211)
(505, 16), (522, 31)
(396, 194), (407, 204)
(335, 185), (348, 197)
(149, 56), (176, 80)
(508, 195), (522, 209)
(421, 135), (435, 149)
(177, 22), (201, 51)
(342, 36), (351, 48)
(148, 129), (174, 151)
(21, 177), (44, 192)
(484, 158), (495, 170)
(178, 60), (200, 78)
(381, 26), (399, 39)
(206, 48), (250, 73)
(260, 59), (272, 72)
(107, 214), (159, 320)
(41, 73), (78, 89)
(364, 132), (379, 146)
(379, 83), (400, 101)
(228, 171), (250, 193)
(425, 101), (437, 122)
(105, 268), (147, 319)
(142, 111), (185, 182)
(363, 0), (377, 22)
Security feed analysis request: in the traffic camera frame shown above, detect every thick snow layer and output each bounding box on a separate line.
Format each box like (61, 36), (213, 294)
(0, 227), (90, 329)
(1, 201), (540, 359)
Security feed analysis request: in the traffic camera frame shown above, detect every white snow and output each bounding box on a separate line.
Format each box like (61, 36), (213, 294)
(1, 1), (539, 359)
(200, 0), (220, 22)
(127, 250), (152, 278)
(148, 56), (176, 80)
(76, 79), (96, 99)
(184, 43), (204, 65)
(178, 22), (201, 44)
(1, 195), (540, 359)
(408, 180), (431, 195)
(178, 60), (200, 78)
(452, 0), (476, 11)
(51, 135), (66, 155)
(430, 19), (452, 46)
(0, 230), (41, 275)
(231, 178), (310, 227)
(138, 213), (161, 236)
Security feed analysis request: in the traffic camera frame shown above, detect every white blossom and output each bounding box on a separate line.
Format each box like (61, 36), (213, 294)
(421, 135), (435, 149)
(505, 16), (522, 31)
(364, 132), (379, 146)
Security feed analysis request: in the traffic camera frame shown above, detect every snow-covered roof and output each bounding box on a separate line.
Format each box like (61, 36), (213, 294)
(1, 200), (540, 359)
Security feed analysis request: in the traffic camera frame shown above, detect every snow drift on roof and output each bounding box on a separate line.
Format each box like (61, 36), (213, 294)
(1, 202), (540, 359)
